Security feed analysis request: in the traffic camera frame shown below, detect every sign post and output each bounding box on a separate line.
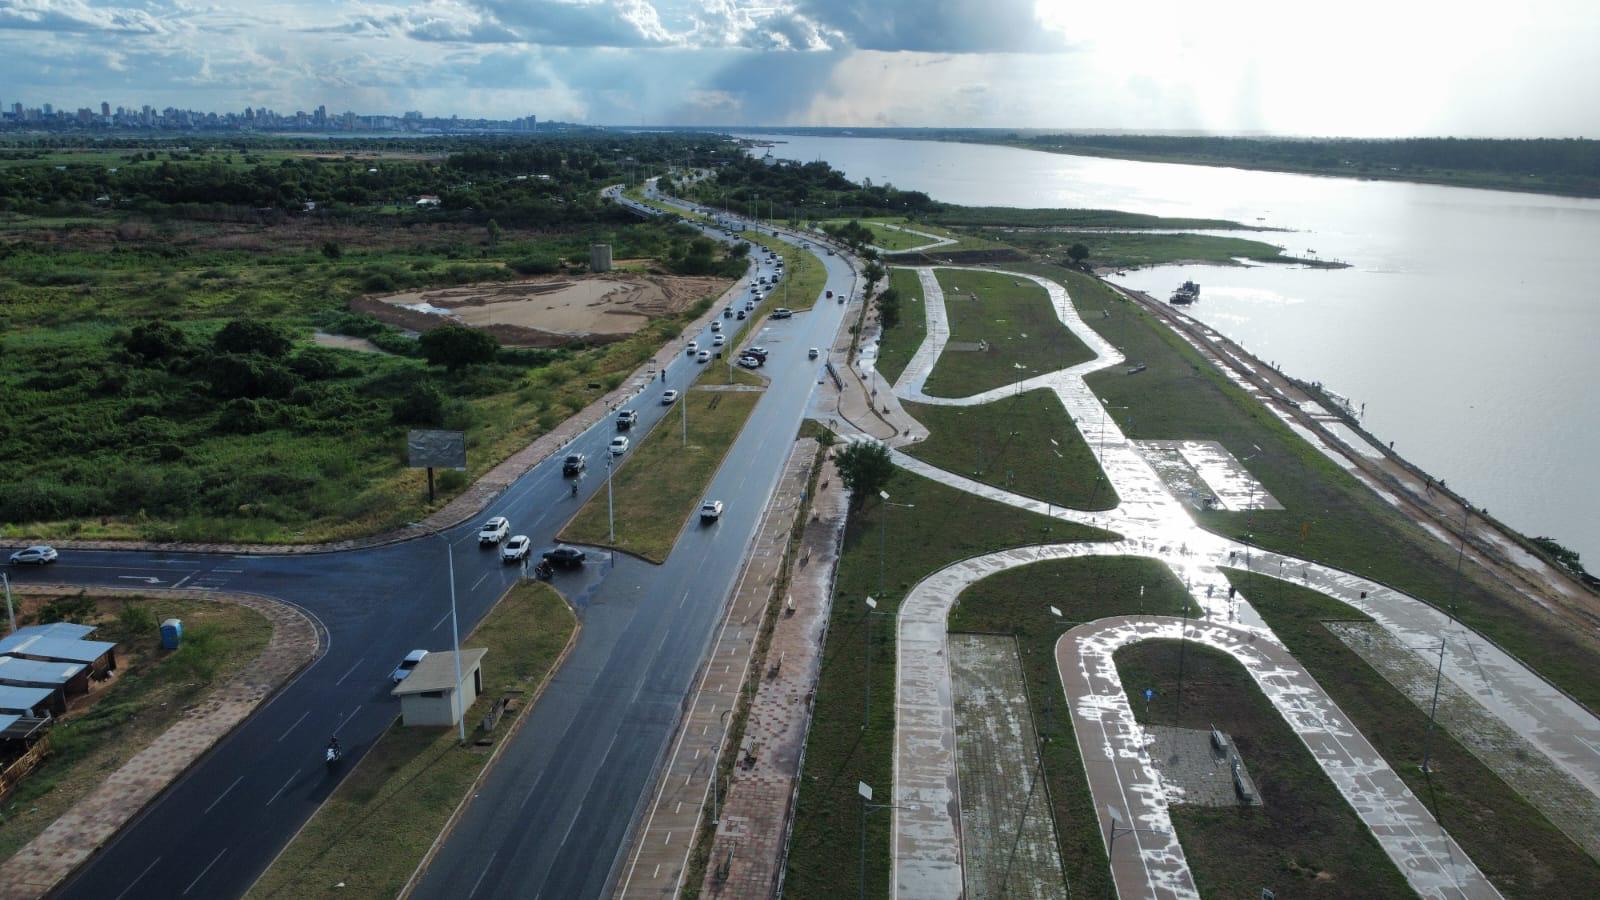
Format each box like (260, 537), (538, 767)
(407, 429), (467, 503)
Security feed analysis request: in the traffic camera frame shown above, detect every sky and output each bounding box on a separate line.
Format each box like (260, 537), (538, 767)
(2, 0), (1598, 136)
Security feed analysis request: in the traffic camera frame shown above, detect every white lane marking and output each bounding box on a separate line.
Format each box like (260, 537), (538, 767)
(334, 707), (362, 733)
(334, 657), (366, 686)
(431, 610), (452, 632)
(202, 776), (244, 816)
(171, 575), (193, 589)
(470, 570), (492, 592)
(213, 568), (244, 574)
(116, 575), (164, 584)
(276, 710), (310, 742)
(266, 769), (299, 807)
(467, 850), (499, 899)
(113, 857), (161, 900)
(182, 849), (227, 895)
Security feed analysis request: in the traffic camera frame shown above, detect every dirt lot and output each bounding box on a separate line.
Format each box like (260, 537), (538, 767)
(355, 271), (730, 347)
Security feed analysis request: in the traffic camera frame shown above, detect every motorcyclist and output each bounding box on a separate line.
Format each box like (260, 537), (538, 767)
(327, 736), (341, 759)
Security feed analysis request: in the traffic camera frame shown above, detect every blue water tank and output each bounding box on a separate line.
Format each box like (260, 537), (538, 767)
(160, 618), (183, 650)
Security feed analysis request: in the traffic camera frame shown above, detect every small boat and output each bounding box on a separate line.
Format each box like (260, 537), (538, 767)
(1169, 280), (1200, 305)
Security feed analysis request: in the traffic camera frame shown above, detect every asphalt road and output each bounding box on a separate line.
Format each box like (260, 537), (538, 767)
(5, 193), (856, 899)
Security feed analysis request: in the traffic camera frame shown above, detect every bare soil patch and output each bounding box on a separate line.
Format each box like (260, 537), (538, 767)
(355, 271), (730, 347)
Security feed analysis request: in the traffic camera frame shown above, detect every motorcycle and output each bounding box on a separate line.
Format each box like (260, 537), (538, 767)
(534, 560), (554, 580)
(325, 742), (343, 768)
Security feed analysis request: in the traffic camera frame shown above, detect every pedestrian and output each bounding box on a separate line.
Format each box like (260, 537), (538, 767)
(1389, 440), (1394, 450)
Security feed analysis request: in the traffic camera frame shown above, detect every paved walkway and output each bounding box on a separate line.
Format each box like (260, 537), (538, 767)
(868, 223), (958, 255)
(615, 440), (817, 899)
(0, 587), (318, 900)
(841, 264), (1600, 898)
(699, 458), (849, 898)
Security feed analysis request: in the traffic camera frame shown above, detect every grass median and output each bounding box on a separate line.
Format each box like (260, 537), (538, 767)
(923, 268), (1093, 397)
(246, 581), (574, 900)
(1227, 569), (1600, 895)
(0, 594), (272, 860)
(770, 242), (828, 311)
(1115, 639), (1416, 898)
(903, 388), (1117, 511)
(947, 555), (1189, 897)
(783, 468), (1115, 899)
(873, 267), (926, 385)
(559, 387), (760, 562)
(1013, 261), (1600, 714)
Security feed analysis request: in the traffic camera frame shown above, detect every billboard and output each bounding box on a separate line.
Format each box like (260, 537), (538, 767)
(407, 429), (466, 470)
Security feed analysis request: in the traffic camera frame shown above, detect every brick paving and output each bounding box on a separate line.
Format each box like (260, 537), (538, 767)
(614, 440), (818, 899)
(698, 457), (848, 899)
(0, 586), (319, 900)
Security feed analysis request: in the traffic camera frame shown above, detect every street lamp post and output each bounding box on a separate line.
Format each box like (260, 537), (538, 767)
(856, 781), (901, 900)
(607, 455), (616, 543)
(1103, 805), (1166, 900)
(409, 522), (467, 744)
(876, 490), (915, 597)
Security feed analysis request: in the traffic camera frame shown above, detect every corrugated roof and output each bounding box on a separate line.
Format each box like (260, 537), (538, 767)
(390, 649), (487, 696)
(0, 655), (85, 686)
(0, 713), (19, 734)
(0, 685), (56, 713)
(0, 634), (117, 664)
(9, 623), (98, 641)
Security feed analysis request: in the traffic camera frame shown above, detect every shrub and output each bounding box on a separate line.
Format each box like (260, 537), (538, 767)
(419, 324), (498, 370)
(363, 273), (396, 292)
(115, 603), (158, 640)
(394, 382), (446, 426)
(124, 320), (190, 362)
(208, 354), (300, 399)
(510, 255), (560, 275)
(214, 320), (292, 359)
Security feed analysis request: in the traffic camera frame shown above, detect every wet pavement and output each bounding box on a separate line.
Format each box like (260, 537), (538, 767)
(826, 265), (1600, 898)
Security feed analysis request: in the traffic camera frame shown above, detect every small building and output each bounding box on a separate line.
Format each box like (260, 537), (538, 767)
(0, 656), (88, 705)
(0, 684), (64, 718)
(390, 649), (486, 728)
(0, 633), (119, 680)
(415, 195), (442, 207)
(589, 243), (613, 273)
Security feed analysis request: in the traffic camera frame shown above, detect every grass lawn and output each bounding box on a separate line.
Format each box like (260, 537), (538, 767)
(929, 207), (1252, 231)
(559, 387), (760, 562)
(0, 594), (273, 860)
(1015, 261), (1600, 714)
(922, 269), (1094, 397)
(246, 581), (574, 900)
(770, 243), (828, 311)
(999, 229), (1320, 270)
(947, 556), (1191, 897)
(1229, 569), (1600, 895)
(1115, 640), (1416, 899)
(903, 388), (1117, 510)
(873, 267), (926, 385)
(783, 468), (1115, 900)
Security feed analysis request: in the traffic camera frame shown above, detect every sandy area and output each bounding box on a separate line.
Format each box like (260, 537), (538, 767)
(354, 272), (730, 347)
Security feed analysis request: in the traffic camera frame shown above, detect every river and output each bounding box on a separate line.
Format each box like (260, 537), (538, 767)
(746, 134), (1600, 566)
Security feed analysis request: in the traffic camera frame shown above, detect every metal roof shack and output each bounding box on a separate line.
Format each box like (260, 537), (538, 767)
(0, 634), (118, 679)
(0, 684), (63, 718)
(390, 649), (486, 728)
(0, 656), (88, 702)
(8, 623), (98, 641)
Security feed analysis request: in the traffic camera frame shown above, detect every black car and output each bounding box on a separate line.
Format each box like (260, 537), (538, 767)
(543, 545), (587, 566)
(562, 453), (587, 476)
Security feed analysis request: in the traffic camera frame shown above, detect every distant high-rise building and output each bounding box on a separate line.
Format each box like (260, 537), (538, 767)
(41, 102), (53, 116)
(101, 101), (110, 117)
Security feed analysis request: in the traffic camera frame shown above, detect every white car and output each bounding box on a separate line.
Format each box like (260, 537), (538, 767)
(662, 389), (679, 404)
(478, 516), (510, 545)
(610, 436), (630, 455)
(696, 350), (711, 363)
(808, 347), (820, 359)
(713, 335), (726, 347)
(501, 535), (531, 563)
(700, 500), (724, 520)
(711, 321), (722, 332)
(686, 340), (699, 354)
(8, 546), (58, 566)
(391, 649), (428, 683)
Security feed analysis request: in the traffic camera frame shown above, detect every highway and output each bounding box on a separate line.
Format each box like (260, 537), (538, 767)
(4, 189), (857, 899)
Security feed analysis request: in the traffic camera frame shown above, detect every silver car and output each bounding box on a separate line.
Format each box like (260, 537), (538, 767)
(8, 546), (58, 566)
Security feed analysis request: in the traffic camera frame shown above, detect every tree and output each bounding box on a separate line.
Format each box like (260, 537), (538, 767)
(863, 260), (886, 292)
(486, 218), (502, 247)
(124, 320), (189, 362)
(835, 440), (895, 507)
(1067, 243), (1090, 266)
(419, 324), (498, 370)
(215, 319), (292, 358)
(878, 286), (902, 330)
(322, 241), (342, 260)
(394, 382), (447, 426)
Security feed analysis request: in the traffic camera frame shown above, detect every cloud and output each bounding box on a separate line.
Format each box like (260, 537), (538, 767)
(0, 0), (172, 34)
(789, 0), (1063, 53)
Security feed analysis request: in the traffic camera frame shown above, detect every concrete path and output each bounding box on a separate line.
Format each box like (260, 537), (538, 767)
(869, 223), (958, 255)
(839, 264), (1600, 898)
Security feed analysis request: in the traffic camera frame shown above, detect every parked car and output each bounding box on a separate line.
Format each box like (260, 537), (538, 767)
(617, 409), (638, 429)
(700, 500), (725, 521)
(391, 649), (428, 683)
(501, 535), (531, 563)
(737, 355), (762, 369)
(478, 516), (510, 545)
(610, 436), (630, 455)
(562, 453), (587, 476)
(772, 308), (793, 319)
(662, 389), (679, 404)
(543, 545), (587, 567)
(746, 346), (770, 360)
(8, 546), (57, 566)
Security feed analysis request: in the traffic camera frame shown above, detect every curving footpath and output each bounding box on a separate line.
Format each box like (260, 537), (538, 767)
(851, 265), (1600, 898)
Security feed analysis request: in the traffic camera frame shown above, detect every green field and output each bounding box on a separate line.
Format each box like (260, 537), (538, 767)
(903, 388), (1117, 510)
(773, 242), (828, 311)
(559, 387), (759, 562)
(1231, 569), (1600, 895)
(247, 581), (574, 900)
(1015, 261), (1600, 714)
(872, 268), (926, 385)
(1115, 640), (1416, 898)
(783, 471), (1114, 900)
(996, 228), (1331, 270)
(922, 269), (1094, 396)
(946, 556), (1194, 896)
(928, 207), (1254, 230)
